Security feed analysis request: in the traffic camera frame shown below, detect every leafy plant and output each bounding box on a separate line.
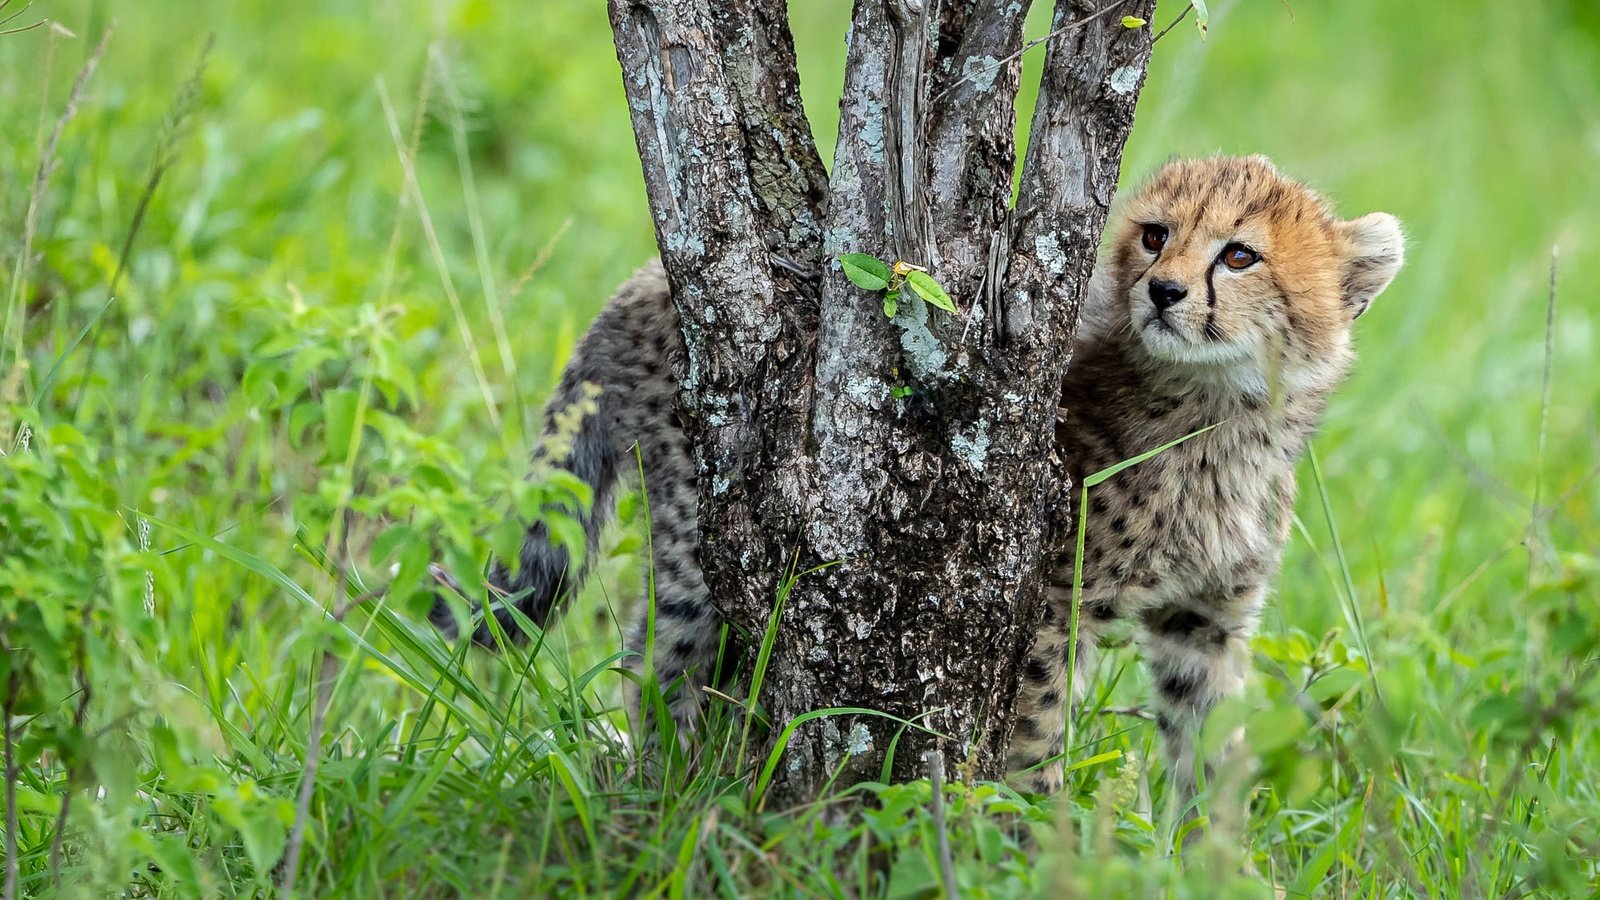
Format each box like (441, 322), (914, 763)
(838, 253), (956, 319)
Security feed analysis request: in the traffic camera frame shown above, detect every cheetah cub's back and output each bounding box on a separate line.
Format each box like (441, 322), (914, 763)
(1009, 156), (1404, 795)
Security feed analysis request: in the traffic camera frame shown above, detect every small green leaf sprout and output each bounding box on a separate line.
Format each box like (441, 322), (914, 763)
(837, 253), (957, 318)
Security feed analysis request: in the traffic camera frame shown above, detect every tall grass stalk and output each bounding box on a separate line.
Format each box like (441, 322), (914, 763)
(4, 24), (109, 381)
(375, 77), (506, 436)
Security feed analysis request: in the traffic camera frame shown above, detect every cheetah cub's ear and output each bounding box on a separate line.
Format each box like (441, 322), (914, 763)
(1338, 212), (1406, 319)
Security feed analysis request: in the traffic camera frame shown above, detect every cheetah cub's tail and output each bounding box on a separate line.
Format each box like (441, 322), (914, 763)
(429, 260), (681, 646)
(425, 353), (621, 645)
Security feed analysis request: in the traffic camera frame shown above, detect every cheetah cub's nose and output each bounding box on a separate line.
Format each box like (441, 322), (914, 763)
(1149, 278), (1188, 311)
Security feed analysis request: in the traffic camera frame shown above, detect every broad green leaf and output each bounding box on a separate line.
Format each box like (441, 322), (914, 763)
(142, 834), (204, 888)
(839, 253), (891, 291)
(885, 851), (937, 899)
(322, 388), (360, 462)
(1468, 694), (1536, 738)
(240, 360), (284, 407)
(544, 469), (596, 511)
(371, 523), (417, 563)
(491, 516), (528, 569)
(240, 803), (291, 877)
(1249, 704), (1308, 755)
(1306, 666), (1365, 706)
(1065, 749), (1122, 772)
(288, 401), (320, 449)
(1121, 16), (1146, 28)
(974, 818), (1005, 863)
(882, 289), (899, 318)
(905, 271), (956, 313)
(412, 463), (453, 492)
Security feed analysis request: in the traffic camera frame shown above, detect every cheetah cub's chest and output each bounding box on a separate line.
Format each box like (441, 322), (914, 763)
(1067, 395), (1304, 617)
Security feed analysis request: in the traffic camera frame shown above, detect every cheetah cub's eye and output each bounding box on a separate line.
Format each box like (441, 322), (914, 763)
(1220, 243), (1261, 270)
(1141, 223), (1168, 253)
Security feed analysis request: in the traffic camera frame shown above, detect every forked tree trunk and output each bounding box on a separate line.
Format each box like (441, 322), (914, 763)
(609, 0), (1154, 803)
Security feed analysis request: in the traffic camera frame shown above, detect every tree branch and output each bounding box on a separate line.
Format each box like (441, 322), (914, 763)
(808, 0), (924, 565)
(610, 0), (824, 638)
(609, 0), (807, 540)
(610, 0), (776, 326)
(1008, 0), (1155, 346)
(925, 0), (1028, 307)
(708, 0), (829, 265)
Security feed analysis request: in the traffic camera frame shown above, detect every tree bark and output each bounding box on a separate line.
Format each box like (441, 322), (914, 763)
(610, 0), (1155, 803)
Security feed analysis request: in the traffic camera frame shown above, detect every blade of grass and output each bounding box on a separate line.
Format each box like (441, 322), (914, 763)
(67, 34), (212, 418)
(434, 49), (526, 445)
(1305, 444), (1378, 694)
(1067, 422), (1220, 751)
(737, 551), (836, 781)
(753, 708), (948, 809)
(5, 24), (110, 378)
(1082, 422), (1221, 488)
(374, 77), (505, 435)
(146, 512), (490, 728)
(1527, 246), (1557, 580)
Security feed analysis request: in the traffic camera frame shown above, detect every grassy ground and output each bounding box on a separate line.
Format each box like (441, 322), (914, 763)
(2, 0), (1597, 895)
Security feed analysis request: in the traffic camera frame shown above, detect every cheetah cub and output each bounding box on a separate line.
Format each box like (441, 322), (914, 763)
(429, 156), (1404, 798)
(1007, 155), (1404, 795)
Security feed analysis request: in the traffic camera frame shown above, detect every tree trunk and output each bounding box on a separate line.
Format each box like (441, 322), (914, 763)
(610, 0), (1155, 803)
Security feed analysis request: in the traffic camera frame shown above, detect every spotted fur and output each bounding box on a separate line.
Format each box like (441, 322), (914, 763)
(1008, 155), (1405, 794)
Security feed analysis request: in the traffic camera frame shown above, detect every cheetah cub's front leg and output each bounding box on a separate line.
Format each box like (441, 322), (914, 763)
(1007, 587), (1261, 800)
(1140, 590), (1264, 804)
(1007, 583), (1115, 794)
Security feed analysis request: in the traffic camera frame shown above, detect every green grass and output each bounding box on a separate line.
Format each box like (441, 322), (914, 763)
(2, 0), (1598, 895)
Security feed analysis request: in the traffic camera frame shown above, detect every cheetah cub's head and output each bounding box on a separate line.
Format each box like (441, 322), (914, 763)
(1104, 156), (1404, 389)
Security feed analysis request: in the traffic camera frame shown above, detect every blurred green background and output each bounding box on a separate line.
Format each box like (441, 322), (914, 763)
(2, 0), (1597, 894)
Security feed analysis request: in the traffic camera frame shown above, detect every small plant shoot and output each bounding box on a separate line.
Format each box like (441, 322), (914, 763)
(838, 252), (957, 318)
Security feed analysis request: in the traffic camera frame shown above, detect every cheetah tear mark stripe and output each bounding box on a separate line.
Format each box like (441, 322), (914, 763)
(1203, 263), (1222, 342)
